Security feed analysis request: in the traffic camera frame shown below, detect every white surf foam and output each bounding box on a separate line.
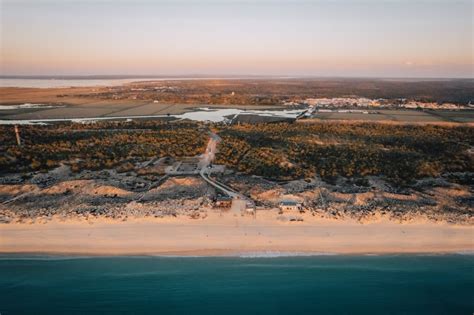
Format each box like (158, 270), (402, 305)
(0, 103), (64, 110)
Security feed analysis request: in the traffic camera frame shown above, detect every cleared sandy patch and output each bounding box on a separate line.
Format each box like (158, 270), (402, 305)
(252, 188), (284, 203)
(430, 187), (471, 198)
(42, 180), (132, 197)
(141, 177), (206, 201)
(0, 184), (38, 196)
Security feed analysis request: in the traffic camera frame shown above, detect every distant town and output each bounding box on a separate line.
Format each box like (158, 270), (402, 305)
(293, 97), (472, 110)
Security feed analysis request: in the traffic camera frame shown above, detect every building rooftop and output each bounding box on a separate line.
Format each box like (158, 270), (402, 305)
(216, 195), (233, 201)
(280, 200), (299, 206)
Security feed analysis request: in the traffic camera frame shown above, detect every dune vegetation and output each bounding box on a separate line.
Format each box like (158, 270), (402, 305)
(0, 121), (207, 174)
(215, 122), (474, 186)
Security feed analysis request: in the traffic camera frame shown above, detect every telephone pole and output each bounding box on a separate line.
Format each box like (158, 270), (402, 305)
(14, 125), (21, 146)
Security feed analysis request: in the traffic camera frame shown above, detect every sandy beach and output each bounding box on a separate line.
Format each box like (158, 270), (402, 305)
(1, 211), (472, 255)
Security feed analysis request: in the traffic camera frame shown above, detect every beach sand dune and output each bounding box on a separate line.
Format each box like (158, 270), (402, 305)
(1, 211), (472, 255)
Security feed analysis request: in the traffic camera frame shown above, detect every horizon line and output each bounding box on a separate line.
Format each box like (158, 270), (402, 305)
(1, 74), (473, 80)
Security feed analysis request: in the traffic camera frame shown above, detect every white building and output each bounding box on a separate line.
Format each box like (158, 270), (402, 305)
(279, 200), (301, 212)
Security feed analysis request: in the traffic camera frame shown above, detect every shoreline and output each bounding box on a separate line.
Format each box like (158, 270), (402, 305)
(1, 251), (473, 258)
(1, 213), (472, 256)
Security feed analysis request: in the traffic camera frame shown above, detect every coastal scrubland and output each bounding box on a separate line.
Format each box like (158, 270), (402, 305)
(0, 121), (207, 174)
(110, 78), (474, 105)
(215, 122), (474, 185)
(0, 119), (472, 229)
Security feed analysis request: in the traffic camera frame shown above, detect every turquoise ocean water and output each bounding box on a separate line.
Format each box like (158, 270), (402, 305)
(0, 254), (472, 314)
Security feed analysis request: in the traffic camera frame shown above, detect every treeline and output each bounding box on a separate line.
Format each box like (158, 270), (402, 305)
(215, 122), (474, 185)
(0, 121), (207, 174)
(81, 79), (473, 106)
(133, 79), (473, 105)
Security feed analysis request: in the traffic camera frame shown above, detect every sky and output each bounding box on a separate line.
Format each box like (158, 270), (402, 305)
(0, 0), (472, 78)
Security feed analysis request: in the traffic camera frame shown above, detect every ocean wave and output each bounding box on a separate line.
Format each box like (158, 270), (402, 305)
(0, 255), (99, 261)
(0, 103), (64, 110)
(237, 251), (338, 258)
(1, 251), (471, 260)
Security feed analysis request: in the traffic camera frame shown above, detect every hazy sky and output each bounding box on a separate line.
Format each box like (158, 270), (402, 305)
(1, 0), (472, 77)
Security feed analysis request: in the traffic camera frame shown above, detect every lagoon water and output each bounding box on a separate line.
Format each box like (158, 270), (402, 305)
(0, 78), (149, 88)
(0, 107), (305, 125)
(0, 77), (257, 88)
(0, 255), (473, 314)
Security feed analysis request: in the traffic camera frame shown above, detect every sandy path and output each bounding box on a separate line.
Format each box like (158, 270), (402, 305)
(1, 212), (472, 255)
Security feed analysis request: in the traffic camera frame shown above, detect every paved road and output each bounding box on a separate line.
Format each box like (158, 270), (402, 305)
(198, 132), (239, 198)
(198, 132), (220, 169)
(199, 132), (255, 212)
